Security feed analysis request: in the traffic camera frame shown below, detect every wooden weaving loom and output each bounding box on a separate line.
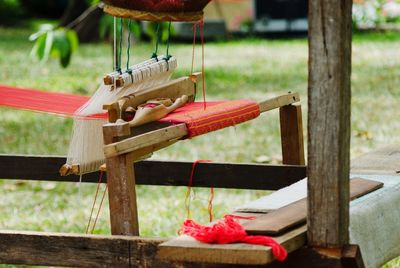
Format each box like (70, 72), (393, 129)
(0, 0), (391, 267)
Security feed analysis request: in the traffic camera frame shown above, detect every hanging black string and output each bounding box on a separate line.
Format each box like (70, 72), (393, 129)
(126, 19), (132, 73)
(165, 22), (172, 61)
(151, 23), (160, 61)
(117, 18), (123, 74)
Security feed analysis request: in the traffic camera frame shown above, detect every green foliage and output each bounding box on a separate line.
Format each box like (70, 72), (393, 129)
(0, 0), (22, 24)
(99, 15), (141, 41)
(29, 24), (78, 68)
(145, 22), (175, 43)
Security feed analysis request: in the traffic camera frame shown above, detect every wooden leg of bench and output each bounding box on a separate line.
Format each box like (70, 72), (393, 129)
(103, 123), (139, 236)
(279, 104), (305, 165)
(106, 152), (139, 236)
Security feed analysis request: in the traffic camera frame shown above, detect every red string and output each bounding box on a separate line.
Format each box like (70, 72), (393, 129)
(86, 171), (104, 234)
(200, 19), (206, 110)
(185, 160), (212, 220)
(179, 214), (288, 262)
(208, 187), (214, 222)
(190, 22), (197, 75)
(90, 185), (108, 234)
(0, 85), (107, 119)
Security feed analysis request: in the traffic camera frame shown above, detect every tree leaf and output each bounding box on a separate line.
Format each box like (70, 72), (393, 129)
(43, 31), (54, 62)
(66, 29), (79, 52)
(30, 33), (46, 60)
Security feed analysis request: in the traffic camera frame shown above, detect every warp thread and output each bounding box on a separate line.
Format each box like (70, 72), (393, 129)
(179, 214), (288, 262)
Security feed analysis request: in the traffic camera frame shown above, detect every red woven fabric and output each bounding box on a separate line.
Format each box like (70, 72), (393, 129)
(0, 85), (107, 119)
(179, 215), (288, 262)
(160, 100), (260, 138)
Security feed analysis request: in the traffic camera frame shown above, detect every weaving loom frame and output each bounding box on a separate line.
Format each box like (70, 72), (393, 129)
(0, 0), (373, 266)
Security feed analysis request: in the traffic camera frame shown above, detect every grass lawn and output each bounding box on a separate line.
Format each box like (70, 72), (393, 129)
(0, 25), (400, 267)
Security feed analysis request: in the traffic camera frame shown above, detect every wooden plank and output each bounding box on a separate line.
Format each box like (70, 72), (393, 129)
(0, 155), (306, 190)
(0, 230), (160, 267)
(103, 124), (188, 157)
(351, 145), (400, 175)
(307, 0), (353, 247)
(0, 229), (240, 267)
(279, 104), (305, 165)
(259, 92), (300, 112)
(158, 225), (307, 265)
(243, 178), (383, 235)
(104, 126), (139, 236)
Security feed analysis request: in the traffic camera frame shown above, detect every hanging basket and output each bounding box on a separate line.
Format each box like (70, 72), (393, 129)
(103, 0), (212, 22)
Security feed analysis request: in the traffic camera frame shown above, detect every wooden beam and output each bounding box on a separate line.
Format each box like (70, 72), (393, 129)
(307, 0), (353, 247)
(279, 104), (305, 165)
(104, 93), (301, 158)
(0, 230), (160, 267)
(0, 155), (306, 190)
(104, 124), (188, 158)
(259, 92), (300, 112)
(103, 126), (139, 236)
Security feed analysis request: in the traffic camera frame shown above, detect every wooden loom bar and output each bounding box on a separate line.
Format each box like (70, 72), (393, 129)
(0, 155), (306, 190)
(104, 124), (188, 158)
(308, 0), (353, 247)
(104, 93), (301, 158)
(259, 92), (299, 112)
(103, 75), (198, 123)
(103, 124), (139, 236)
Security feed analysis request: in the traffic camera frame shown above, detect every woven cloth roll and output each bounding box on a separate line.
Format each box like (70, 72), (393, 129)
(160, 100), (260, 138)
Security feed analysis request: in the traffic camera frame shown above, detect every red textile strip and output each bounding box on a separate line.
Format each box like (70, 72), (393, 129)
(160, 100), (260, 138)
(179, 215), (288, 262)
(0, 85), (107, 119)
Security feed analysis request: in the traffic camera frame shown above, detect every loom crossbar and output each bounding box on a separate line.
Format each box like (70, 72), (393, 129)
(103, 92), (300, 158)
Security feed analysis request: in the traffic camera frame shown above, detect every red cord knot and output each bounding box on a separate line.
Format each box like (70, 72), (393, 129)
(179, 214), (288, 262)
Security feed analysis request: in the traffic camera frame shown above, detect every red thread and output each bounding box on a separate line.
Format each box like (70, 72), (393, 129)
(179, 214), (288, 262)
(90, 185), (108, 234)
(208, 187), (214, 222)
(190, 22), (197, 75)
(185, 160), (212, 220)
(0, 85), (107, 119)
(200, 19), (206, 110)
(86, 171), (104, 234)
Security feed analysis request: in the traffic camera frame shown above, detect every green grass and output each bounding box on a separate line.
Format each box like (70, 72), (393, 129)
(1, 26), (400, 267)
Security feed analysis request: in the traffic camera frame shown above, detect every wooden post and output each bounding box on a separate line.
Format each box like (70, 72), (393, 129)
(307, 0), (353, 247)
(103, 123), (139, 236)
(279, 104), (305, 165)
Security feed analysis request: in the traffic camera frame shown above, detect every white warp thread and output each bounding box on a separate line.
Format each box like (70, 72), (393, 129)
(66, 56), (177, 174)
